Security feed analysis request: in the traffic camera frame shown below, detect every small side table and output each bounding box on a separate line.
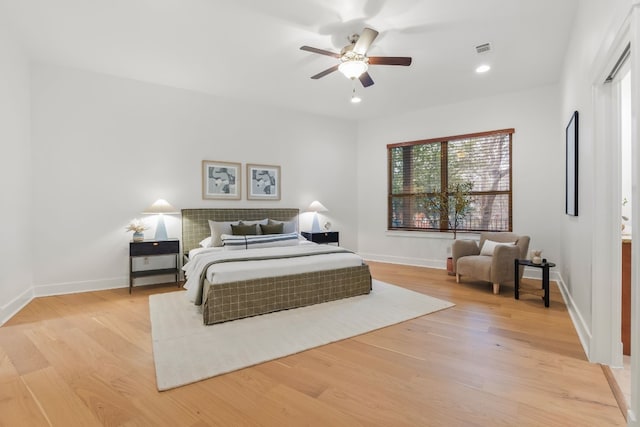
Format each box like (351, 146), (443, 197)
(301, 231), (339, 246)
(514, 259), (556, 307)
(129, 239), (180, 293)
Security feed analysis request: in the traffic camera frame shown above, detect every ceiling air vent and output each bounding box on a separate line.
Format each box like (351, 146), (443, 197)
(475, 42), (492, 54)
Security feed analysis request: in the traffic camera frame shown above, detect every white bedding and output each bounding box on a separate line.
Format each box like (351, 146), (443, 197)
(182, 243), (363, 304)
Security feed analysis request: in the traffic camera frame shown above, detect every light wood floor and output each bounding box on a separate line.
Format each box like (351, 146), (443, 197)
(0, 262), (626, 426)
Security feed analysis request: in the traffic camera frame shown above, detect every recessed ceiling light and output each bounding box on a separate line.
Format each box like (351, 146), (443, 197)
(476, 64), (491, 73)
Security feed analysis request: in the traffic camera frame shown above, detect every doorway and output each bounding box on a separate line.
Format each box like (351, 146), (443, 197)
(612, 67), (632, 409)
(591, 12), (638, 421)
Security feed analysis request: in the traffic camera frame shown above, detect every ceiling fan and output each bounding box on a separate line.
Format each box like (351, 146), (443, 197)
(300, 27), (412, 88)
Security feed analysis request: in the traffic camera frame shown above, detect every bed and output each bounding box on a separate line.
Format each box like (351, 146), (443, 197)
(181, 208), (371, 324)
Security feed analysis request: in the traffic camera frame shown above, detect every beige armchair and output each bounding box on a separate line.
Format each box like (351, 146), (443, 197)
(452, 232), (530, 294)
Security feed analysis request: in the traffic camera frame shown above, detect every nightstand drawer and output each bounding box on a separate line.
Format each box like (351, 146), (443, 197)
(130, 240), (179, 256)
(301, 231), (339, 245)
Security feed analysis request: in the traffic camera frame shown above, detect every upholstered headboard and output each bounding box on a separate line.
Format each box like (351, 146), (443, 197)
(181, 208), (299, 254)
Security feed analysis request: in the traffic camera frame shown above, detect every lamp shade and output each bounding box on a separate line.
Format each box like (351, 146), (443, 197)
(307, 200), (328, 213)
(142, 199), (179, 214)
(142, 199), (178, 241)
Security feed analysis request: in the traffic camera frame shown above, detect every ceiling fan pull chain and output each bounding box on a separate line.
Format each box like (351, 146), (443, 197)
(351, 82), (362, 104)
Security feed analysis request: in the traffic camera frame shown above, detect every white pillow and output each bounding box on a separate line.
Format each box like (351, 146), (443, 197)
(199, 236), (212, 248)
(208, 220), (239, 247)
(267, 218), (297, 234)
(480, 239), (515, 256)
(221, 232), (300, 250)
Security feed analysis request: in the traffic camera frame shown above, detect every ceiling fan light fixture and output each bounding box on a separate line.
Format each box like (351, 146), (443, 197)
(339, 60), (368, 79)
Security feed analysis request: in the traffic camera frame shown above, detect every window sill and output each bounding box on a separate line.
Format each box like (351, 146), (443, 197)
(385, 230), (480, 240)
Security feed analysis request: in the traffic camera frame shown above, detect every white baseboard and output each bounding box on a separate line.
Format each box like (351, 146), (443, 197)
(0, 287), (34, 326)
(522, 266), (562, 282)
(360, 253), (445, 269)
(2, 275), (179, 324)
(554, 273), (592, 359)
(33, 276), (128, 297)
(361, 253), (564, 283)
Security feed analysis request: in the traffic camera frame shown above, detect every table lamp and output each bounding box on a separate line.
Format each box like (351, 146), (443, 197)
(142, 199), (179, 241)
(307, 200), (328, 233)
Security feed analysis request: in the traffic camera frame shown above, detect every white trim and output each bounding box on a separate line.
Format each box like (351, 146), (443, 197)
(1, 275), (177, 324)
(361, 254), (562, 281)
(591, 72), (624, 365)
(0, 287), (34, 326)
(522, 266), (562, 283)
(628, 5), (640, 424)
(33, 277), (127, 297)
(361, 253), (446, 269)
(588, 2), (640, 422)
(589, 0), (639, 368)
(385, 230), (479, 241)
(555, 272), (592, 360)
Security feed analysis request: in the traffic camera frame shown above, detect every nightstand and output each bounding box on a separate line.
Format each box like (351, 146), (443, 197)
(301, 231), (339, 246)
(129, 239), (180, 293)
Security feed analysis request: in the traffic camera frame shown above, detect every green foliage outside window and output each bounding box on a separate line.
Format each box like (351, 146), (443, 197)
(388, 129), (513, 234)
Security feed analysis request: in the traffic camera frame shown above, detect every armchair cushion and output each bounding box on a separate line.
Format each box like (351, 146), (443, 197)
(451, 240), (479, 273)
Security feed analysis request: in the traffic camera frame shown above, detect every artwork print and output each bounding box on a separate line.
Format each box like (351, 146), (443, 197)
(202, 160), (241, 200)
(247, 164), (281, 200)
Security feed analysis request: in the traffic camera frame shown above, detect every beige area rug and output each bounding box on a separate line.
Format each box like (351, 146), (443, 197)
(149, 280), (454, 391)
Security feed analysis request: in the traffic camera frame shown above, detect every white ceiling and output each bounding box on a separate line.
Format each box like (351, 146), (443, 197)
(1, 0), (579, 120)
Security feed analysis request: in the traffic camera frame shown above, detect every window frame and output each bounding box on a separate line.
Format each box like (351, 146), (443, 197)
(387, 128), (514, 234)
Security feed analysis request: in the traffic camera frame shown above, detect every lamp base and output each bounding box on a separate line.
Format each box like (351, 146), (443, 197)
(154, 215), (168, 241)
(311, 213), (322, 233)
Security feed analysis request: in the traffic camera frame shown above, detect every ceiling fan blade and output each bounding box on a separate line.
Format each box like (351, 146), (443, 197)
(368, 56), (412, 66)
(300, 46), (341, 58)
(359, 72), (374, 87)
(353, 27), (379, 55)
(311, 65), (339, 79)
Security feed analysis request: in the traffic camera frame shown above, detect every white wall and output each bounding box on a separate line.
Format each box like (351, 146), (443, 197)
(30, 64), (358, 294)
(559, 0), (632, 343)
(356, 85), (562, 270)
(0, 23), (33, 324)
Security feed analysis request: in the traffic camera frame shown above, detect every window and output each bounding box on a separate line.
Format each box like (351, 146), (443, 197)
(388, 128), (514, 233)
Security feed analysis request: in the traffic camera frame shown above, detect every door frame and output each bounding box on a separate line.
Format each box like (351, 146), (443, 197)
(591, 4), (639, 424)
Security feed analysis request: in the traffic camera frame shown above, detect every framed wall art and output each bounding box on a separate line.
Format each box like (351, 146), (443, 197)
(202, 160), (241, 200)
(565, 111), (578, 216)
(247, 164), (281, 200)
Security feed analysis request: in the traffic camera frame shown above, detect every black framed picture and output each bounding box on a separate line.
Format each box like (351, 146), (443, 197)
(566, 111), (579, 216)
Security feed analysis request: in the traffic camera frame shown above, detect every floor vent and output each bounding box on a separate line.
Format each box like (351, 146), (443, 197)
(475, 42), (492, 54)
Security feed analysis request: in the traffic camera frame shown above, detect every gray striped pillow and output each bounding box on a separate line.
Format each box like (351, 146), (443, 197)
(221, 232), (299, 250)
